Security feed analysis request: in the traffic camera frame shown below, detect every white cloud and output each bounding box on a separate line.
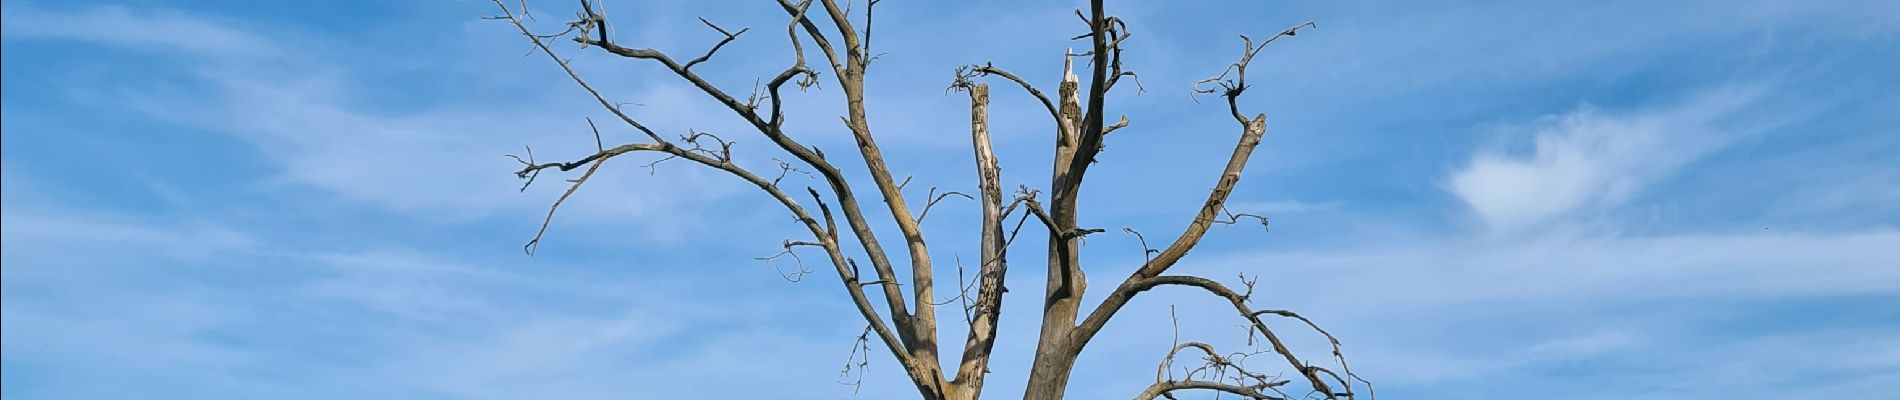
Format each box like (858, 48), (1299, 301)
(0, 3), (279, 59)
(1448, 87), (1764, 232)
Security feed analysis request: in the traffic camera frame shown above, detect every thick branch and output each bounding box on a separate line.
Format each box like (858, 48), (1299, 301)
(951, 84), (1008, 398)
(1059, 0), (1114, 190)
(1070, 113), (1266, 361)
(811, 0), (947, 388)
(1022, 11), (1101, 398)
(1137, 114), (1264, 277)
(817, 0), (866, 67)
(1043, 50), (1087, 302)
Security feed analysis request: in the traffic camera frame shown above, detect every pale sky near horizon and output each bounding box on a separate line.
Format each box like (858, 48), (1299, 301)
(4, 0), (1898, 398)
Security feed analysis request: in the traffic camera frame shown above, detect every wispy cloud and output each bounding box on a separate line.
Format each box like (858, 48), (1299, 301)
(0, 3), (279, 59)
(1447, 86), (1766, 232)
(0, 205), (866, 399)
(4, 3), (753, 237)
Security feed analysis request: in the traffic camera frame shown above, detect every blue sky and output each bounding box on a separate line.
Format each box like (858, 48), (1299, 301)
(3, 0), (1898, 398)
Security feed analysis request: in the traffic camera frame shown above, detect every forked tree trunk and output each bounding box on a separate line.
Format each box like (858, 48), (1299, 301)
(489, 1), (1354, 399)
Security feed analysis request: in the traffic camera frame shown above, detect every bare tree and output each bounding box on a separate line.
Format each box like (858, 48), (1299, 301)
(492, 1), (1365, 399)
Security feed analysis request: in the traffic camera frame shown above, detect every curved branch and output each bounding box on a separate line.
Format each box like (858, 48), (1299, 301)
(1138, 114), (1264, 276)
(1102, 276), (1353, 399)
(1071, 113), (1266, 350)
(776, 0), (846, 76)
(1132, 380), (1286, 400)
(958, 63), (1059, 121)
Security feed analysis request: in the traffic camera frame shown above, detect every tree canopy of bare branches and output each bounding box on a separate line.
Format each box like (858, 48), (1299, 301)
(490, 1), (1365, 399)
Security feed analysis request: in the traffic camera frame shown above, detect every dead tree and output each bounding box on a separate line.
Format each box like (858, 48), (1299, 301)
(493, 1), (1364, 399)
